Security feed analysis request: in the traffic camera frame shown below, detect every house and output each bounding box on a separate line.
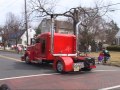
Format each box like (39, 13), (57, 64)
(115, 30), (120, 45)
(38, 18), (73, 34)
(8, 30), (25, 46)
(8, 28), (35, 47)
(21, 28), (36, 46)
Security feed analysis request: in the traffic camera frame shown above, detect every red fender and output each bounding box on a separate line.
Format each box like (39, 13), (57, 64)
(25, 51), (34, 61)
(53, 56), (74, 72)
(21, 51), (30, 61)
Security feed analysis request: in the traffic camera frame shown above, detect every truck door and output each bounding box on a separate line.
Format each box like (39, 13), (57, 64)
(34, 38), (42, 59)
(34, 38), (46, 59)
(41, 39), (46, 55)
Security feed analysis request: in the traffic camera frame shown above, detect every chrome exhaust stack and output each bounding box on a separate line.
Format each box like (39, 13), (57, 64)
(50, 14), (54, 54)
(76, 21), (81, 54)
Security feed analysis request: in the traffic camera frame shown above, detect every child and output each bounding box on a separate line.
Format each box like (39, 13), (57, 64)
(102, 48), (111, 63)
(98, 52), (104, 64)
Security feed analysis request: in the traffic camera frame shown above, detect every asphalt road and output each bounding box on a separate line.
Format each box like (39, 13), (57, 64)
(0, 51), (120, 90)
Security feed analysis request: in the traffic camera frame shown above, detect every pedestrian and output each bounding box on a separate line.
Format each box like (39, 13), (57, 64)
(84, 44), (88, 54)
(102, 48), (111, 64)
(17, 45), (22, 54)
(24, 46), (27, 51)
(88, 45), (91, 53)
(98, 51), (104, 64)
(95, 43), (99, 52)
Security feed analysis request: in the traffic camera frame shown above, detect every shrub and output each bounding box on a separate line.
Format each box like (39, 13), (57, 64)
(107, 45), (120, 51)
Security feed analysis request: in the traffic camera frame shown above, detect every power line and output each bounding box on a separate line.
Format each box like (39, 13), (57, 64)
(86, 2), (120, 11)
(105, 2), (120, 7)
(93, 2), (120, 11)
(109, 8), (120, 11)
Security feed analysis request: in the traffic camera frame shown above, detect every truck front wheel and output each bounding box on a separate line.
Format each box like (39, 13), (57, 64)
(56, 61), (64, 73)
(25, 56), (31, 64)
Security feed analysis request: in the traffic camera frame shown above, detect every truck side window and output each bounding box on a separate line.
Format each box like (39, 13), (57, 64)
(36, 38), (41, 43)
(41, 40), (45, 53)
(31, 38), (35, 45)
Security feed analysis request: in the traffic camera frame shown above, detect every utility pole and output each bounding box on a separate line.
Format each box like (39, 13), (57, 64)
(73, 9), (79, 35)
(24, 0), (28, 45)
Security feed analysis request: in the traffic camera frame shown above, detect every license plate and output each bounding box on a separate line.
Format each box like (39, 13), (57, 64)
(87, 58), (91, 59)
(74, 63), (84, 71)
(74, 65), (80, 71)
(90, 63), (93, 66)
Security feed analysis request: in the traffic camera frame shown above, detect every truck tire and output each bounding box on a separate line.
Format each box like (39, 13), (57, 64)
(25, 56), (31, 64)
(56, 61), (64, 73)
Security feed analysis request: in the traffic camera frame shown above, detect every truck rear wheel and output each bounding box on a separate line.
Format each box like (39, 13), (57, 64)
(56, 61), (64, 73)
(25, 56), (31, 64)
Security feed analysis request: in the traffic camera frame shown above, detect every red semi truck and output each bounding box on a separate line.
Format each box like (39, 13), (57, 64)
(21, 32), (96, 73)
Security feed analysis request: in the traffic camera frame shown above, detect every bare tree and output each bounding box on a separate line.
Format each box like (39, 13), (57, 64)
(28, 0), (88, 34)
(28, 0), (117, 50)
(0, 27), (4, 49)
(28, 0), (112, 34)
(0, 25), (9, 50)
(4, 12), (23, 47)
(105, 20), (119, 44)
(28, 0), (57, 20)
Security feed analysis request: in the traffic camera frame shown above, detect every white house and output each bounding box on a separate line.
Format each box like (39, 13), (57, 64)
(115, 30), (120, 45)
(21, 28), (36, 46)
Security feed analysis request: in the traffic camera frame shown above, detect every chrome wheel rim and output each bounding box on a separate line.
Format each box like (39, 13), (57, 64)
(57, 61), (63, 72)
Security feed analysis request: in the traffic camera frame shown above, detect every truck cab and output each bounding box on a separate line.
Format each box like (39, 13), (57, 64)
(21, 32), (96, 73)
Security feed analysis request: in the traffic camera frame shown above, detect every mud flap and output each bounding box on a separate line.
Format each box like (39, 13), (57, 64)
(84, 58), (96, 69)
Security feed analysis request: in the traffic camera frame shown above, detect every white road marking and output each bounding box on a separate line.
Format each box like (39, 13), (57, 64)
(99, 85), (120, 90)
(0, 70), (119, 81)
(0, 73), (59, 81)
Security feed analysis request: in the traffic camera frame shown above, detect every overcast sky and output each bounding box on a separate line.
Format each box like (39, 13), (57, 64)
(0, 0), (120, 28)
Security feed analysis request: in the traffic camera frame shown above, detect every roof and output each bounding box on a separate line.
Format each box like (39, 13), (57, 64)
(55, 20), (73, 30)
(37, 32), (75, 38)
(115, 30), (120, 38)
(39, 18), (73, 30)
(9, 30), (25, 39)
